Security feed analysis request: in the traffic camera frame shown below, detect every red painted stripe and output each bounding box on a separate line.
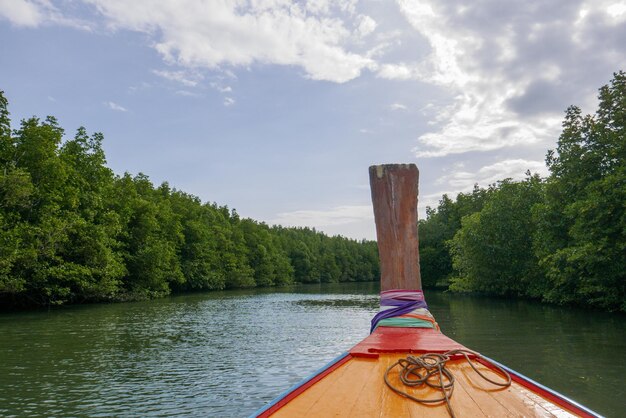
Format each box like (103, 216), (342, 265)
(350, 327), (468, 358)
(475, 358), (596, 418)
(256, 354), (353, 417)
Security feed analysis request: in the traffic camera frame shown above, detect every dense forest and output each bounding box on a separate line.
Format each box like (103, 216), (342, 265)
(1, 72), (624, 312)
(0, 92), (379, 308)
(419, 72), (625, 312)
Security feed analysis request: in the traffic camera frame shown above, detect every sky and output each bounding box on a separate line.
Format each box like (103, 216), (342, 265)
(1, 0), (625, 240)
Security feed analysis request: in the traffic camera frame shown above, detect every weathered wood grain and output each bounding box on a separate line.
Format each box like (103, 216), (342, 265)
(369, 164), (421, 291)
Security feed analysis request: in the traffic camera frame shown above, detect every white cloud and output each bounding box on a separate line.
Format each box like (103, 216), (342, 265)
(223, 97), (235, 107)
(175, 90), (200, 97)
(84, 0), (377, 83)
(413, 112), (563, 157)
(607, 2), (626, 18)
(6, 0), (625, 163)
(391, 0), (626, 158)
(377, 63), (420, 80)
(0, 0), (43, 27)
(0, 0), (89, 29)
(272, 205), (373, 228)
(389, 103), (407, 111)
(437, 159), (549, 190)
(210, 83), (232, 93)
(152, 69), (200, 86)
(418, 159), (549, 217)
(104, 101), (127, 112)
(356, 14), (377, 37)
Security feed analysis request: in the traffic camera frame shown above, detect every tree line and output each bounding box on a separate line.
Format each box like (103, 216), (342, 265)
(419, 72), (625, 312)
(0, 91), (379, 308)
(1, 72), (623, 311)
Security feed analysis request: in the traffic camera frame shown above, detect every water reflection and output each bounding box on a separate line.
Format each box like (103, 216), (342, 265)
(296, 297), (378, 309)
(0, 284), (623, 417)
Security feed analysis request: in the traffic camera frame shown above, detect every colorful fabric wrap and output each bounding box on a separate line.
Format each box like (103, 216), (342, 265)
(370, 289), (439, 333)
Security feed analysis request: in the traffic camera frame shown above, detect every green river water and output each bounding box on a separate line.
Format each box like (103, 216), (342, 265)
(0, 283), (624, 417)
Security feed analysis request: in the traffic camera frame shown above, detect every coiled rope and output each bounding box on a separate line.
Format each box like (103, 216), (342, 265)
(384, 349), (512, 418)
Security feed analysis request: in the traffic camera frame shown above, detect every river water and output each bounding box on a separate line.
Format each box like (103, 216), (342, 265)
(0, 283), (623, 417)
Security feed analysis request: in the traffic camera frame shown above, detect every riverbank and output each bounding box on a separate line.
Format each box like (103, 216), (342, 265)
(4, 280), (624, 317)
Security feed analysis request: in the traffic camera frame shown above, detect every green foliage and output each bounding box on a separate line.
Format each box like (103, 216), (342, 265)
(5, 69), (622, 312)
(0, 90), (379, 308)
(449, 176), (545, 297)
(533, 71), (626, 311)
(0, 104), (127, 305)
(418, 185), (490, 287)
(240, 219), (293, 287)
(420, 72), (625, 312)
(270, 226), (378, 285)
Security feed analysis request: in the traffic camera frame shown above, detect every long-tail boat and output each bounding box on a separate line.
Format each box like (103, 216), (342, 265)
(253, 164), (601, 418)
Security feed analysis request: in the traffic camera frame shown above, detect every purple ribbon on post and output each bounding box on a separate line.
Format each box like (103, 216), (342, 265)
(370, 290), (428, 333)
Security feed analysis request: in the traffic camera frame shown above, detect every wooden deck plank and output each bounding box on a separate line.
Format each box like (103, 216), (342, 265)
(332, 358), (388, 417)
(385, 355), (492, 418)
(452, 359), (553, 418)
(268, 353), (584, 417)
(270, 357), (353, 417)
(378, 355), (414, 418)
(450, 372), (495, 417)
(522, 389), (578, 418)
(348, 358), (384, 417)
(434, 363), (491, 418)
(272, 355), (376, 417)
(380, 354), (455, 418)
(452, 359), (578, 418)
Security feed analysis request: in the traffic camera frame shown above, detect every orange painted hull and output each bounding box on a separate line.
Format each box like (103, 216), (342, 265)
(254, 328), (600, 417)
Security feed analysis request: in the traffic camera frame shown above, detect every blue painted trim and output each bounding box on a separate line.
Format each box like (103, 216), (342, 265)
(481, 354), (604, 418)
(249, 352), (350, 418)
